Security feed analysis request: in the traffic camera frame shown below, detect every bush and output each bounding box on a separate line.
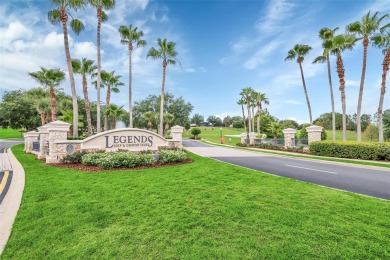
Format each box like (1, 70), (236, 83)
(67, 135), (87, 140)
(82, 152), (155, 169)
(191, 127), (202, 139)
(158, 149), (188, 164)
(61, 151), (87, 164)
(184, 122), (191, 131)
(309, 141), (390, 161)
(300, 127), (308, 138)
(321, 128), (327, 141)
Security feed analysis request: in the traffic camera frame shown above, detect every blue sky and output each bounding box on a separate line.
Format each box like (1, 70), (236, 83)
(0, 0), (389, 124)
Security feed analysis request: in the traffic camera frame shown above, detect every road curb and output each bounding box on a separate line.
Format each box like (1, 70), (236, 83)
(0, 148), (25, 255)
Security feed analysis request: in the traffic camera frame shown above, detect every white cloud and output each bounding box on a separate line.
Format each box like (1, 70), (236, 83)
(0, 21), (32, 43)
(285, 100), (302, 105)
(43, 32), (68, 49)
(345, 79), (360, 87)
(243, 41), (282, 70)
(256, 0), (296, 33)
(74, 41), (99, 59)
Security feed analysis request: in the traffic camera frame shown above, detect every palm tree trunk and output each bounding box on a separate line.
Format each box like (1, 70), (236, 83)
(60, 9), (78, 135)
(251, 106), (255, 132)
(257, 103), (261, 134)
(82, 75), (93, 135)
(246, 100), (252, 133)
(357, 37), (369, 142)
(49, 86), (56, 121)
(112, 117), (116, 130)
(40, 113), (45, 126)
(241, 105), (247, 132)
(104, 85), (111, 131)
(378, 50), (389, 143)
(159, 63), (167, 136)
(326, 54), (336, 141)
(298, 61), (313, 124)
(96, 7), (102, 133)
(337, 54), (347, 141)
(129, 44), (133, 128)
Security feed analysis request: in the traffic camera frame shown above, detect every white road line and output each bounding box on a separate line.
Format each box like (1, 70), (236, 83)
(285, 164), (337, 174)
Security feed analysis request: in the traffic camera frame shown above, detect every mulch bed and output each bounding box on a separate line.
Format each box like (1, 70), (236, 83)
(48, 159), (193, 172)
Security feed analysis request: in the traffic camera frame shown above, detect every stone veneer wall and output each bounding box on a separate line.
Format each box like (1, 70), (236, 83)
(282, 128), (297, 148)
(306, 125), (323, 144)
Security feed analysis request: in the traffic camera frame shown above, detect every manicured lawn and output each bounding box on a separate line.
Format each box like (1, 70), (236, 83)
(183, 127), (243, 145)
(3, 144), (390, 258)
(0, 128), (23, 139)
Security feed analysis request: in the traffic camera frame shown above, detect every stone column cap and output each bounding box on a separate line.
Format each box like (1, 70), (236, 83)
(37, 125), (49, 133)
(241, 132), (247, 137)
(249, 132), (257, 137)
(306, 125), (323, 132)
(24, 131), (39, 137)
(171, 125), (184, 132)
(282, 128), (297, 134)
(46, 120), (71, 131)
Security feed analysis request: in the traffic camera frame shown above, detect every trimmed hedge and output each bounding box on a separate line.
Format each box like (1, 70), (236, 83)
(309, 141), (390, 161)
(82, 152), (155, 169)
(158, 149), (188, 164)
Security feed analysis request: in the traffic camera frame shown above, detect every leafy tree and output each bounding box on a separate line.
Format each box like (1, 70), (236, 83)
(233, 121), (244, 129)
(347, 11), (389, 141)
(191, 127), (201, 139)
(48, 0), (85, 136)
(382, 109), (390, 140)
(89, 0), (115, 133)
(360, 113), (372, 131)
(313, 27), (338, 140)
(184, 122), (190, 131)
(147, 38), (180, 135)
(207, 116), (223, 127)
(299, 124), (311, 138)
(325, 33), (357, 141)
(314, 112), (343, 130)
(100, 70), (124, 131)
(364, 124), (379, 142)
(190, 114), (204, 126)
(223, 116), (232, 127)
(371, 32), (390, 142)
(72, 58), (97, 134)
(279, 119), (298, 129)
(285, 44), (313, 124)
(28, 67), (65, 121)
(118, 24), (147, 128)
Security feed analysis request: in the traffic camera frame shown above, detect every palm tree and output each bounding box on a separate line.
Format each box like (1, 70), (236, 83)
(163, 113), (175, 132)
(240, 87), (254, 133)
(285, 44), (313, 124)
(100, 70), (124, 131)
(250, 90), (256, 132)
(72, 58), (97, 135)
(371, 32), (390, 142)
(144, 111), (157, 131)
(237, 98), (247, 132)
(271, 122), (281, 144)
(28, 68), (65, 122)
(255, 92), (269, 134)
(147, 38), (180, 136)
(105, 104), (125, 129)
(58, 109), (84, 136)
(36, 99), (50, 126)
(347, 11), (389, 141)
(89, 0), (116, 133)
(313, 27), (338, 141)
(48, 0), (85, 136)
(118, 25), (147, 128)
(325, 34), (357, 141)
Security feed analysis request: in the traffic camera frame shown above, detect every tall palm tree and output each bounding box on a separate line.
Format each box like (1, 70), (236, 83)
(255, 92), (269, 134)
(237, 97), (247, 132)
(240, 87), (254, 133)
(118, 25), (147, 128)
(144, 111), (157, 131)
(371, 32), (390, 142)
(36, 99), (51, 126)
(285, 44), (313, 124)
(271, 122), (281, 144)
(58, 109), (84, 136)
(89, 0), (116, 133)
(325, 34), (357, 141)
(28, 68), (66, 122)
(313, 27), (338, 141)
(147, 38), (180, 136)
(72, 58), (97, 135)
(101, 70), (124, 131)
(163, 113), (175, 132)
(250, 90), (256, 132)
(105, 104), (125, 129)
(48, 0), (85, 136)
(347, 11), (389, 141)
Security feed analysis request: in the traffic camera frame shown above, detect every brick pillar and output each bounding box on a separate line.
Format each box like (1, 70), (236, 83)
(249, 132), (257, 145)
(306, 125), (323, 144)
(45, 121), (71, 163)
(283, 128), (296, 148)
(37, 125), (49, 159)
(24, 131), (39, 153)
(170, 125), (184, 148)
(241, 133), (247, 144)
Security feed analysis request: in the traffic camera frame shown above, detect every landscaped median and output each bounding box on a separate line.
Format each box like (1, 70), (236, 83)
(2, 144), (390, 258)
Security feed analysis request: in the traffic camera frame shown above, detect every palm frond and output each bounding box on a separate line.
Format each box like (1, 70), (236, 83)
(70, 18), (85, 35)
(48, 10), (61, 25)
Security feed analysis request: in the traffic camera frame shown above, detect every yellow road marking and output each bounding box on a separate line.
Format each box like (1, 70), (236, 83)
(0, 171), (9, 194)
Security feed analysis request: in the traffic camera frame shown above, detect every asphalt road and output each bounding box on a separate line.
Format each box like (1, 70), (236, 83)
(183, 140), (390, 200)
(0, 140), (23, 153)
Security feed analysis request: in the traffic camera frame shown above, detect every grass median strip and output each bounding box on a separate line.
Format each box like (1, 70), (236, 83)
(3, 144), (390, 258)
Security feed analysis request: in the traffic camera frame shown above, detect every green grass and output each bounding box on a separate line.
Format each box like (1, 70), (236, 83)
(3, 144), (390, 259)
(183, 127), (243, 145)
(0, 128), (23, 139)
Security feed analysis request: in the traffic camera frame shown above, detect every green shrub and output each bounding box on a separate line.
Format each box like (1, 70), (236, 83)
(309, 141), (390, 161)
(191, 128), (202, 139)
(321, 128), (327, 141)
(67, 135), (87, 140)
(61, 151), (87, 164)
(81, 152), (155, 169)
(158, 149), (188, 164)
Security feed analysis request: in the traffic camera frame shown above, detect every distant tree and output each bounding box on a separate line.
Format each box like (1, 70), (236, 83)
(299, 124), (311, 138)
(360, 114), (372, 132)
(279, 119), (298, 129)
(207, 116), (223, 127)
(383, 109), (390, 140)
(233, 121), (244, 129)
(364, 124), (379, 142)
(184, 122), (190, 131)
(223, 116), (232, 127)
(191, 113), (204, 126)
